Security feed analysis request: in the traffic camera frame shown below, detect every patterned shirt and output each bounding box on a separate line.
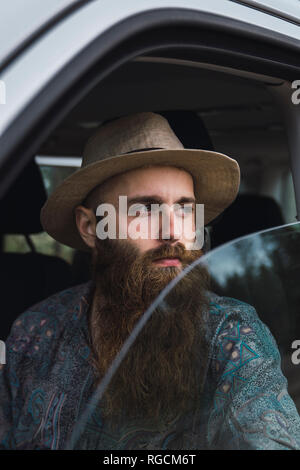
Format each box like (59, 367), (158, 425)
(1, 281), (300, 450)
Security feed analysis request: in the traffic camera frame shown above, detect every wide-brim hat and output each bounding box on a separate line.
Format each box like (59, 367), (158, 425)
(41, 112), (240, 252)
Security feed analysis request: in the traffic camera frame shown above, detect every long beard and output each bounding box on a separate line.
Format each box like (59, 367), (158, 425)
(88, 238), (210, 427)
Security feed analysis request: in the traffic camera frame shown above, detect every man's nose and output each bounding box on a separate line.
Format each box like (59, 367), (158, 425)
(159, 208), (181, 243)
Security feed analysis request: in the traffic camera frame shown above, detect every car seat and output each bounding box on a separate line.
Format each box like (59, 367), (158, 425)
(210, 193), (285, 248)
(0, 159), (73, 340)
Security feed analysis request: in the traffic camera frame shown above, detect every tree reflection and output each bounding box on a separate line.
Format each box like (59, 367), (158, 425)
(206, 223), (300, 412)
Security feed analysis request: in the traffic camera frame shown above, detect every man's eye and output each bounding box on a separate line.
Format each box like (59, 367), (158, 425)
(140, 204), (161, 215)
(138, 204), (152, 215)
(176, 205), (194, 215)
(144, 203), (153, 213)
(129, 203), (153, 216)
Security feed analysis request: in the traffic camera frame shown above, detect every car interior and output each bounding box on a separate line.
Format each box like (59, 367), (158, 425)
(1, 56), (299, 407)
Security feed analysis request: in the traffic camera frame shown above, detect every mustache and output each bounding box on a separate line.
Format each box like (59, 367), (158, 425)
(140, 242), (201, 265)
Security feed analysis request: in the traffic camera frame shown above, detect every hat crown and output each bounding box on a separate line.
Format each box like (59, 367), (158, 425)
(82, 112), (184, 166)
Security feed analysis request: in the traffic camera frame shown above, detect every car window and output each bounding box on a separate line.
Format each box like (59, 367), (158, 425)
(2, 160), (78, 264)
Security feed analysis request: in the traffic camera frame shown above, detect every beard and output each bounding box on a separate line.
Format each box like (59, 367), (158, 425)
(88, 237), (210, 428)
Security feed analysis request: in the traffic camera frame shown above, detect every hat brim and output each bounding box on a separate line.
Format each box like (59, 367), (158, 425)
(40, 149), (240, 251)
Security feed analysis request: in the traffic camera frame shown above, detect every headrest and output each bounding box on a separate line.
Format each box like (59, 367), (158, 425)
(159, 110), (215, 151)
(0, 159), (47, 234)
(211, 193), (285, 247)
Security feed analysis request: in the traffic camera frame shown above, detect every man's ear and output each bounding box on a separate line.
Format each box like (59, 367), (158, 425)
(75, 205), (97, 249)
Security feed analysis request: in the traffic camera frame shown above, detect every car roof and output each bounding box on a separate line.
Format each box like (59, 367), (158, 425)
(0, 0), (80, 68)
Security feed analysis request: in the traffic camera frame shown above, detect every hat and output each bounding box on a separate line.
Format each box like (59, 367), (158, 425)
(41, 112), (240, 251)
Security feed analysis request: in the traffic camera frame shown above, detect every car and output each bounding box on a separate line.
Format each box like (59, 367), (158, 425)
(0, 0), (300, 447)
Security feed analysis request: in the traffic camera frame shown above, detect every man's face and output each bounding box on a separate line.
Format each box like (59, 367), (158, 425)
(91, 165), (196, 262)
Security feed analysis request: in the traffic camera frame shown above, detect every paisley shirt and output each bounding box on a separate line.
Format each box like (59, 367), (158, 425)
(1, 281), (300, 450)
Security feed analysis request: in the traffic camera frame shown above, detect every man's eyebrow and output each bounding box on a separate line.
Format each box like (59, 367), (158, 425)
(127, 196), (196, 205)
(175, 197), (196, 204)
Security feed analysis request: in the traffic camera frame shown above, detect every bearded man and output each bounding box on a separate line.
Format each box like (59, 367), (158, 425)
(1, 112), (300, 450)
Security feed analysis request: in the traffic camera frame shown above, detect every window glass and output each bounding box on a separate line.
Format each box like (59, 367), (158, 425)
(69, 223), (300, 448)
